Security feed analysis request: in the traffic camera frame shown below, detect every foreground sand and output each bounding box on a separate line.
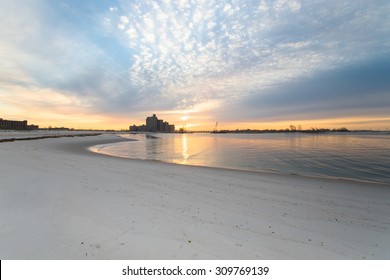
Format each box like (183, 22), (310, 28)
(0, 133), (389, 259)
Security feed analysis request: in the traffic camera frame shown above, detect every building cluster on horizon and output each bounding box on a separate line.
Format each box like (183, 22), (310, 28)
(0, 118), (39, 130)
(130, 114), (175, 133)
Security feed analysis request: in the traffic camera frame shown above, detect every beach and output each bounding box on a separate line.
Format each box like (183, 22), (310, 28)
(0, 132), (389, 259)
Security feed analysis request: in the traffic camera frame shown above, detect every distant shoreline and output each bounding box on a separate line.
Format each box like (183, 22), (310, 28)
(0, 132), (102, 143)
(2, 128), (389, 135)
(209, 129), (390, 134)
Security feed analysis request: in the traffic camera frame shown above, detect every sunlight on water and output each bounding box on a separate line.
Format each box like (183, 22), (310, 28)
(91, 133), (390, 184)
(182, 134), (188, 164)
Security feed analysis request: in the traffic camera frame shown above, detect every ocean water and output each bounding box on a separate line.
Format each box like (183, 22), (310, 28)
(90, 132), (390, 184)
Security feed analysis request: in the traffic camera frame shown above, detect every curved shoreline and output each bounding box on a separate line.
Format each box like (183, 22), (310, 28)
(56, 134), (137, 156)
(85, 134), (390, 187)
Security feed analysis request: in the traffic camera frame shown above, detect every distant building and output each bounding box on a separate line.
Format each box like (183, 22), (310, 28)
(146, 114), (158, 132)
(130, 114), (175, 133)
(157, 119), (164, 132)
(0, 118), (39, 130)
(168, 124), (175, 133)
(163, 121), (169, 133)
(27, 124), (39, 130)
(130, 124), (146, 132)
(163, 122), (175, 133)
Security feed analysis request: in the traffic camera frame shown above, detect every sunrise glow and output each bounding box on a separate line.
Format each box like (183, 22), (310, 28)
(0, 1), (389, 130)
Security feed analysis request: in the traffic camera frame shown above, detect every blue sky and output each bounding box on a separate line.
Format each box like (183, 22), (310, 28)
(0, 0), (389, 129)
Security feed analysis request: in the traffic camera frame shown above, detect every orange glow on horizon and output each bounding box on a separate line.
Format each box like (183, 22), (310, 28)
(2, 106), (389, 131)
(180, 116), (390, 131)
(26, 116), (390, 131)
(2, 85), (387, 131)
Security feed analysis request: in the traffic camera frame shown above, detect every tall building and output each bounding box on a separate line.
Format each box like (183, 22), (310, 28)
(163, 121), (169, 133)
(157, 120), (164, 132)
(146, 114), (158, 132)
(130, 114), (175, 133)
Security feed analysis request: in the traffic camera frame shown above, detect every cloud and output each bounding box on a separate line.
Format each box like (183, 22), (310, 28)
(230, 56), (390, 122)
(108, 0), (390, 112)
(120, 15), (129, 24)
(1, 0), (389, 128)
(0, 0), (141, 119)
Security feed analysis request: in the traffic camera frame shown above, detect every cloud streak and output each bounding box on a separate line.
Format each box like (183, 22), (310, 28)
(233, 55), (390, 122)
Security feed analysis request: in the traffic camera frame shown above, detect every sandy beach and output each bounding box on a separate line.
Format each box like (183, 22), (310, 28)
(0, 132), (390, 259)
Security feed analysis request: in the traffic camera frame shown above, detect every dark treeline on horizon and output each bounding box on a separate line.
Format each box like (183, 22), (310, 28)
(211, 127), (351, 134)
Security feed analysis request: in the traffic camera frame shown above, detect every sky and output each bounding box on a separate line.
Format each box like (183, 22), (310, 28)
(0, 0), (389, 130)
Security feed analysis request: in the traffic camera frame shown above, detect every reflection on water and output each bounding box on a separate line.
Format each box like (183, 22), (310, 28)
(182, 134), (188, 164)
(91, 133), (390, 184)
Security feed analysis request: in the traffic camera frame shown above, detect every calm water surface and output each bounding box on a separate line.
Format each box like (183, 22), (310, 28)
(91, 133), (390, 184)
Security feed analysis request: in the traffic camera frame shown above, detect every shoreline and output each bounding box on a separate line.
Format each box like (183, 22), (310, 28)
(0, 133), (103, 143)
(1, 133), (390, 259)
(2, 131), (389, 186)
(86, 135), (390, 187)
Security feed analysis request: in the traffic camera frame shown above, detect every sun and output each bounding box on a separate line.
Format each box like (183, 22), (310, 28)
(181, 116), (188, 121)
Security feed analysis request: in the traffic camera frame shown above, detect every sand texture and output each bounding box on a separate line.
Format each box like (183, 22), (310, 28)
(1, 132), (390, 259)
